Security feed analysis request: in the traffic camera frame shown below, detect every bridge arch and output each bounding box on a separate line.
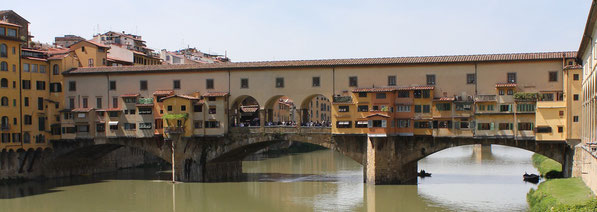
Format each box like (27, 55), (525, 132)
(298, 94), (332, 125)
(230, 95), (261, 127)
(263, 95), (297, 125)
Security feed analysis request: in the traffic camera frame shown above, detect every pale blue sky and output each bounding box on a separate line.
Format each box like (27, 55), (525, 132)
(4, 0), (592, 61)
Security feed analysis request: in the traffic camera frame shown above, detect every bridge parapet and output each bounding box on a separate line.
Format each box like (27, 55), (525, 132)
(229, 127), (331, 134)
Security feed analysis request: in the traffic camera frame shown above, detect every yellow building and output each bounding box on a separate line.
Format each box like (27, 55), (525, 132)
(0, 20), (24, 150)
(69, 40), (109, 67)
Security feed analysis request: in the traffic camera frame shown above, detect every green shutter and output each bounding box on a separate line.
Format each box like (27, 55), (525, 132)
(490, 123), (495, 131)
(478, 123), (482, 130)
(508, 105), (512, 112)
(509, 123), (514, 130)
(530, 123), (534, 131)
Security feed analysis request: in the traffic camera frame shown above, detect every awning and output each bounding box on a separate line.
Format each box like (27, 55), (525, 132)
(338, 121), (350, 125)
(108, 121), (119, 126)
(357, 121), (368, 125)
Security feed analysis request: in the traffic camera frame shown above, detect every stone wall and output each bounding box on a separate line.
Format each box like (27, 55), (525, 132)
(573, 145), (597, 194)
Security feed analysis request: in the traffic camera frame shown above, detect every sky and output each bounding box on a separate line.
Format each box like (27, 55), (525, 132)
(4, 0), (593, 62)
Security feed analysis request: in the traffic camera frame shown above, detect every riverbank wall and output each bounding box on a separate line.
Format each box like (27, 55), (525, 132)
(573, 144), (597, 195)
(0, 146), (163, 183)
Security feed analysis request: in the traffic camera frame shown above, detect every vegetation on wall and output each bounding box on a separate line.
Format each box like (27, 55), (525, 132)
(162, 113), (188, 120)
(514, 92), (538, 101)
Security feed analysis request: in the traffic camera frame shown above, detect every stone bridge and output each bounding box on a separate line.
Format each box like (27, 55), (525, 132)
(3, 127), (574, 184)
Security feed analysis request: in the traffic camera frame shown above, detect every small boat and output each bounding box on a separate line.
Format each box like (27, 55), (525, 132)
(523, 172), (540, 183)
(418, 170), (432, 177)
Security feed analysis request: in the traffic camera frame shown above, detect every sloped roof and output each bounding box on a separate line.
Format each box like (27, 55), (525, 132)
(202, 92), (229, 97)
(64, 51), (577, 75)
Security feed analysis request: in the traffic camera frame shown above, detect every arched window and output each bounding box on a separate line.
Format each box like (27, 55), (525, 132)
(23, 132), (30, 143)
(0, 97), (7, 106)
(0, 62), (7, 71)
(1, 116), (8, 128)
(0, 44), (6, 57)
(0, 78), (7, 88)
(52, 64), (59, 75)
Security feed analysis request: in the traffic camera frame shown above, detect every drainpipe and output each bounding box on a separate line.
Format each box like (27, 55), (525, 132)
(18, 42), (23, 148)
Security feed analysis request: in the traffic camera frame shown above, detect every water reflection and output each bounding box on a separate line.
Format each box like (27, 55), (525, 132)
(0, 145), (539, 212)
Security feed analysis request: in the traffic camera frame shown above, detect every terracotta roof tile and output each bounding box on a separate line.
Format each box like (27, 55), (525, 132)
(434, 97), (455, 102)
(161, 94), (199, 101)
(411, 86), (435, 90)
(97, 108), (122, 112)
(564, 65), (582, 69)
(0, 20), (21, 28)
(202, 92), (229, 97)
(72, 108), (94, 112)
(352, 87), (396, 93)
(365, 113), (391, 118)
(153, 90), (174, 96)
(120, 93), (140, 98)
(64, 51), (578, 75)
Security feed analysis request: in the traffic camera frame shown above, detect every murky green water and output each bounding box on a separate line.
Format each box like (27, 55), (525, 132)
(0, 145), (539, 212)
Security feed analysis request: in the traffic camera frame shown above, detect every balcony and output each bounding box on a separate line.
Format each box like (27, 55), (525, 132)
(475, 95), (496, 102)
(333, 96), (352, 103)
(514, 92), (538, 102)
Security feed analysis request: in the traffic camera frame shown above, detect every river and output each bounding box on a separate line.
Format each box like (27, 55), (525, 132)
(0, 145), (539, 212)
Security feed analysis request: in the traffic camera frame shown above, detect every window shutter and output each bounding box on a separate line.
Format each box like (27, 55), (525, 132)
(455, 122), (461, 129)
(530, 123), (534, 130)
(490, 123), (495, 130)
(508, 105), (512, 112)
(509, 123), (513, 130)
(368, 120), (373, 128)
(478, 123), (482, 130)
(382, 120), (387, 128)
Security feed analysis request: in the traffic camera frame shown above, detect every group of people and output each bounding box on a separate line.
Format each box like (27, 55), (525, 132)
(231, 120), (331, 128)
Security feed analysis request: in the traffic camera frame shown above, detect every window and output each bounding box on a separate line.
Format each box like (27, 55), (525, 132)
(358, 92), (367, 97)
(36, 81), (46, 90)
(500, 104), (511, 112)
(338, 106), (349, 112)
(68, 81), (76, 91)
(124, 123), (136, 130)
(194, 121), (203, 129)
(173, 80), (181, 89)
(398, 91), (409, 98)
(573, 116), (579, 122)
(426, 75), (435, 85)
(498, 123), (513, 130)
(0, 78), (7, 87)
(354, 121), (368, 128)
(88, 58), (94, 67)
(336, 121), (351, 128)
(181, 105), (186, 111)
(388, 76), (396, 86)
(518, 123), (534, 131)
(517, 104), (535, 112)
(396, 105), (411, 112)
(349, 76), (358, 87)
(23, 64), (29, 72)
(559, 110), (564, 116)
(558, 126), (564, 133)
(436, 120), (452, 128)
(68, 97), (73, 109)
(209, 107), (217, 114)
(499, 89), (505, 95)
(396, 119), (410, 128)
(112, 97), (118, 108)
(507, 89), (513, 95)
(241, 78), (249, 88)
(140, 80), (148, 90)
(423, 105), (431, 113)
(371, 120), (386, 128)
(206, 79), (214, 89)
(549, 71), (558, 82)
(357, 105), (368, 112)
(573, 74), (579, 81)
(436, 103), (451, 111)
(40, 65), (46, 73)
(167, 105), (173, 111)
(24, 115), (32, 125)
(574, 94), (579, 101)
(22, 80), (31, 89)
(0, 28), (4, 36)
(0, 62), (7, 71)
(208, 97), (216, 101)
(414, 121), (430, 129)
(422, 90), (430, 98)
(96, 124), (105, 132)
(108, 111), (119, 117)
(6, 29), (16, 37)
(312, 77), (320, 87)
(139, 107), (152, 114)
(460, 121), (470, 129)
(0, 44), (6, 57)
(81, 46), (85, 52)
(139, 122), (152, 129)
(275, 77), (284, 88)
(536, 126), (552, 133)
(77, 125), (89, 133)
(477, 123), (492, 130)
(205, 121), (220, 128)
(53, 64), (59, 75)
(414, 105), (422, 113)
(82, 97), (88, 108)
(49, 83), (62, 92)
(376, 93), (386, 99)
(109, 81), (116, 90)
(109, 123), (118, 130)
(31, 64), (37, 73)
(467, 74), (476, 84)
(0, 97), (7, 106)
(507, 72), (517, 83)
(37, 97), (44, 110)
(96, 97), (102, 109)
